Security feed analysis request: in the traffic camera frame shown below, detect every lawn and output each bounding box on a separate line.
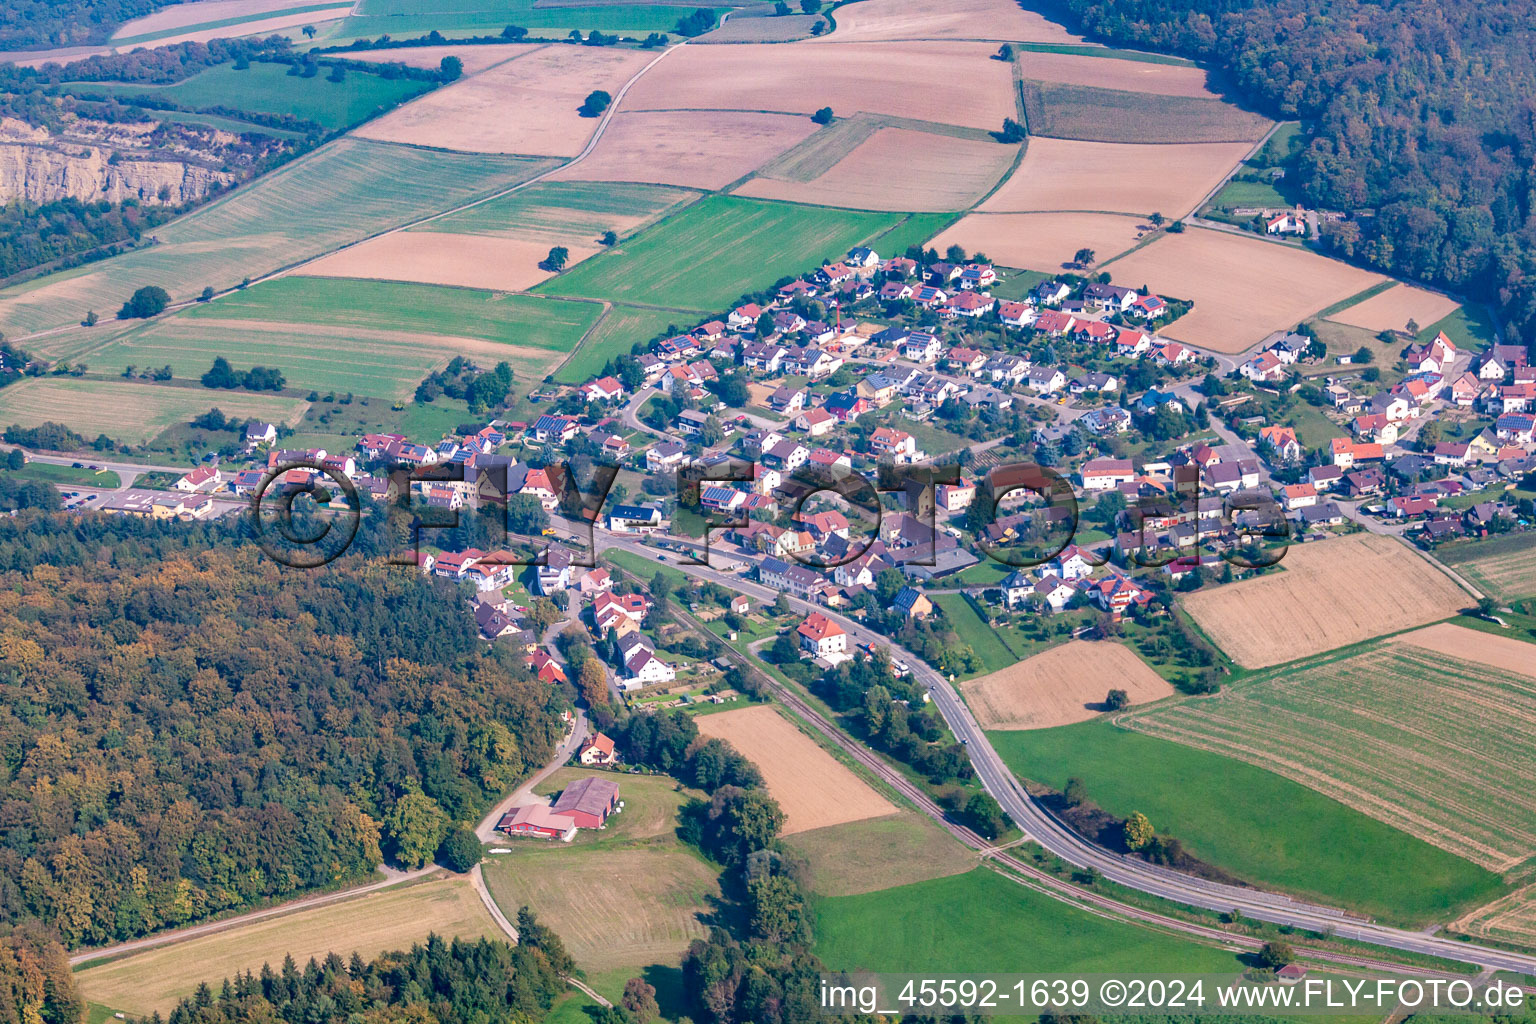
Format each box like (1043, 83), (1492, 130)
(1435, 533), (1536, 603)
(184, 276), (602, 352)
(2, 462), (121, 488)
(990, 718), (1505, 926)
(0, 378), (309, 447)
(604, 548), (691, 593)
(65, 62), (434, 131)
(1418, 304), (1498, 350)
(2, 139), (555, 339)
(988, 267), (1052, 300)
(784, 811), (977, 897)
(74, 875), (500, 1017)
(1205, 178), (1292, 211)
(554, 304), (683, 384)
(535, 196), (906, 311)
(815, 867), (1241, 975)
(931, 592), (1015, 676)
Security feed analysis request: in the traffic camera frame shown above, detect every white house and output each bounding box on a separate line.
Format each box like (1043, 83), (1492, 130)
(1080, 457), (1134, 491)
(796, 612), (847, 659)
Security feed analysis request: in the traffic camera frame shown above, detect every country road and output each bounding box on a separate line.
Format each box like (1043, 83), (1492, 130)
(580, 524), (1536, 974)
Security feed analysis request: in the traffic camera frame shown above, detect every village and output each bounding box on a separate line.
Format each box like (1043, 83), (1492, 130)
(31, 240), (1536, 806)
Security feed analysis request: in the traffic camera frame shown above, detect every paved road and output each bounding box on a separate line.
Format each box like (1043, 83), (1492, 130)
(585, 527), (1536, 973)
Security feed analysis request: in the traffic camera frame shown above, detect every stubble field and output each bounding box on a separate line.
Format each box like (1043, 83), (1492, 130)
(1014, 50), (1218, 97)
(548, 110), (820, 190)
(1103, 227), (1387, 352)
(1179, 534), (1469, 667)
(1326, 282), (1463, 335)
(812, 0), (1089, 44)
(928, 211), (1150, 272)
(354, 45), (654, 155)
(1425, 533), (1536, 604)
(980, 138), (1251, 217)
(75, 876), (499, 1016)
(1124, 641), (1536, 871)
(620, 41), (1017, 132)
(1022, 82), (1272, 144)
(696, 704), (895, 834)
(341, 43), (537, 74)
(304, 231), (598, 291)
(735, 126), (1018, 212)
(1389, 622), (1536, 677)
(962, 640), (1175, 729)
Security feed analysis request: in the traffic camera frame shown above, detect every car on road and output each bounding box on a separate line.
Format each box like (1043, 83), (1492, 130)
(71, 462), (83, 468)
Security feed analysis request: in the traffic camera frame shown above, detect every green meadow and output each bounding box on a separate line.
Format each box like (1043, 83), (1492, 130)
(989, 720), (1505, 926)
(536, 196), (905, 311)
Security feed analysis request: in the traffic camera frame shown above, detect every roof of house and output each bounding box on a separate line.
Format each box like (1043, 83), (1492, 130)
(552, 775), (620, 818)
(797, 611), (845, 642)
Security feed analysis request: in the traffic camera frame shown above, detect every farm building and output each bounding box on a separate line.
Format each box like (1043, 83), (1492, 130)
(497, 803), (577, 841)
(552, 776), (621, 829)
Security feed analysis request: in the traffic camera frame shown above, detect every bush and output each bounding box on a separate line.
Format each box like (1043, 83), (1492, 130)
(117, 285), (170, 320)
(812, 106), (834, 125)
(579, 90), (612, 117)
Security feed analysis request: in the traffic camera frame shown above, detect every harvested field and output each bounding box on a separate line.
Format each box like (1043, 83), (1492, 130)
(114, 6), (352, 47)
(0, 139), (554, 338)
(1124, 641), (1536, 871)
(482, 846), (718, 972)
(1022, 82), (1271, 144)
(817, 0), (1088, 44)
(304, 231), (597, 291)
(1390, 623), (1536, 679)
(735, 126), (1017, 212)
(962, 640), (1174, 729)
(980, 138), (1251, 217)
(111, 0), (349, 41)
(698, 13), (824, 41)
(424, 180), (697, 240)
(928, 212), (1149, 273)
(1016, 50), (1217, 97)
(784, 811), (977, 897)
(0, 378), (308, 445)
(75, 876), (499, 1016)
(1327, 282), (1463, 335)
(1436, 533), (1536, 603)
(549, 110), (819, 190)
(696, 704), (895, 833)
(621, 41), (1016, 134)
(1103, 228), (1386, 352)
(1180, 534), (1469, 668)
(354, 45), (653, 155)
(1453, 885), (1536, 948)
(340, 43), (537, 74)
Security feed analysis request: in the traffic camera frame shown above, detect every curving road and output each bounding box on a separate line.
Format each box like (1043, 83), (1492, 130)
(580, 524), (1536, 974)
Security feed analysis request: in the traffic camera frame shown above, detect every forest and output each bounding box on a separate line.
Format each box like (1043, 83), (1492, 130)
(0, 511), (567, 949)
(1062, 0), (1536, 346)
(0, 0), (176, 50)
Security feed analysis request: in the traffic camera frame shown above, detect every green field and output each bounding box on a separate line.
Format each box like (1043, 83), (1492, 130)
(184, 276), (601, 351)
(1021, 82), (1272, 144)
(1206, 178), (1292, 210)
(64, 62), (433, 131)
(0, 378), (309, 446)
(1435, 533), (1536, 603)
(423, 181), (698, 242)
(1, 140), (556, 340)
(1417, 304), (1498, 350)
(555, 304), (682, 384)
(931, 593), (1015, 676)
(345, 0), (721, 36)
(991, 720), (1504, 926)
(535, 196), (905, 311)
(816, 867), (1240, 975)
(111, 2), (354, 44)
